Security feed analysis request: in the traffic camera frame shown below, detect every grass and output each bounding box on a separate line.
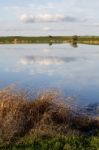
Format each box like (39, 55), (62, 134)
(0, 136), (99, 150)
(0, 35), (99, 45)
(0, 85), (99, 149)
(0, 36), (71, 44)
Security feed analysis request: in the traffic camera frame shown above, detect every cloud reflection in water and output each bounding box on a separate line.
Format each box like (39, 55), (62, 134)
(20, 56), (79, 66)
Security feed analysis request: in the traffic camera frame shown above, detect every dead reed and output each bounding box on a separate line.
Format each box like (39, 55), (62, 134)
(0, 85), (98, 145)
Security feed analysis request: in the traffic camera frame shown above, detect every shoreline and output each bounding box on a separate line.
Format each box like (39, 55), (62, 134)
(0, 36), (99, 45)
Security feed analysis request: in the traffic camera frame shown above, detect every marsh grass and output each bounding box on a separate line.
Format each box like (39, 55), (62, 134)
(0, 85), (99, 149)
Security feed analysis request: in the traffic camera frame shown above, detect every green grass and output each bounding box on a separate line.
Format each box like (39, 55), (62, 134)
(0, 136), (99, 150)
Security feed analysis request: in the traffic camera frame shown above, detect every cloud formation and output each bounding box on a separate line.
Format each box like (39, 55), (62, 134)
(1, 0), (99, 35)
(20, 13), (78, 23)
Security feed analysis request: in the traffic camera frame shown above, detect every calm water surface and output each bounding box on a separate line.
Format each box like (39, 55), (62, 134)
(0, 44), (99, 106)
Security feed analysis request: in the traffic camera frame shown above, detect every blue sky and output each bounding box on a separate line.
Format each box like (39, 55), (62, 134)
(0, 0), (99, 36)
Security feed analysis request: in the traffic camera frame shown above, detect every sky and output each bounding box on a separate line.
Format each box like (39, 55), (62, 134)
(0, 0), (99, 36)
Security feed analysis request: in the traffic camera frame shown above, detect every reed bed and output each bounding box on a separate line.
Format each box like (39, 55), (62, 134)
(0, 85), (99, 147)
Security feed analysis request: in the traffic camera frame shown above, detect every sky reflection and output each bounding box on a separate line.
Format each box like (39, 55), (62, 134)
(0, 44), (99, 105)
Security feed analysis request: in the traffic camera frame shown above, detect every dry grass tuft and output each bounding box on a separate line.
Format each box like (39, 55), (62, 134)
(0, 86), (98, 145)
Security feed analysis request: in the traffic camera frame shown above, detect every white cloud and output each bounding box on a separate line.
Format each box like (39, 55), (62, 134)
(20, 13), (78, 23)
(37, 14), (65, 22)
(20, 14), (35, 22)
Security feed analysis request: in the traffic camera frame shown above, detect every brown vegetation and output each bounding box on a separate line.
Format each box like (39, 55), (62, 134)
(0, 86), (99, 145)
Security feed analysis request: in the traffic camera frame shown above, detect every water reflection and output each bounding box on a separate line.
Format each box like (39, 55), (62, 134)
(79, 103), (99, 117)
(48, 42), (78, 48)
(0, 44), (99, 106)
(49, 42), (52, 46)
(20, 56), (78, 65)
(70, 42), (78, 48)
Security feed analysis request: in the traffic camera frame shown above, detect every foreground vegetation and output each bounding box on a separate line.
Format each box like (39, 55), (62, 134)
(0, 86), (99, 149)
(0, 136), (99, 150)
(1, 36), (99, 45)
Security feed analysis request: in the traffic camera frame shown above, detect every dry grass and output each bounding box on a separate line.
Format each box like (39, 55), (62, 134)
(0, 86), (99, 145)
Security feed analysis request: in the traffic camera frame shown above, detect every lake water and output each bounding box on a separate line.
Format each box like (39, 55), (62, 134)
(0, 44), (99, 106)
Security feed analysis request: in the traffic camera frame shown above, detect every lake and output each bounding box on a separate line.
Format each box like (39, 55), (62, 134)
(0, 44), (99, 107)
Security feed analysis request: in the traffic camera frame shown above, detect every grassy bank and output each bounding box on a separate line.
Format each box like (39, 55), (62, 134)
(0, 36), (99, 45)
(0, 36), (71, 44)
(0, 86), (99, 149)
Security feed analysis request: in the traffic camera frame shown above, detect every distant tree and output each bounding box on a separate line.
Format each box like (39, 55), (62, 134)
(72, 35), (78, 41)
(49, 35), (53, 38)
